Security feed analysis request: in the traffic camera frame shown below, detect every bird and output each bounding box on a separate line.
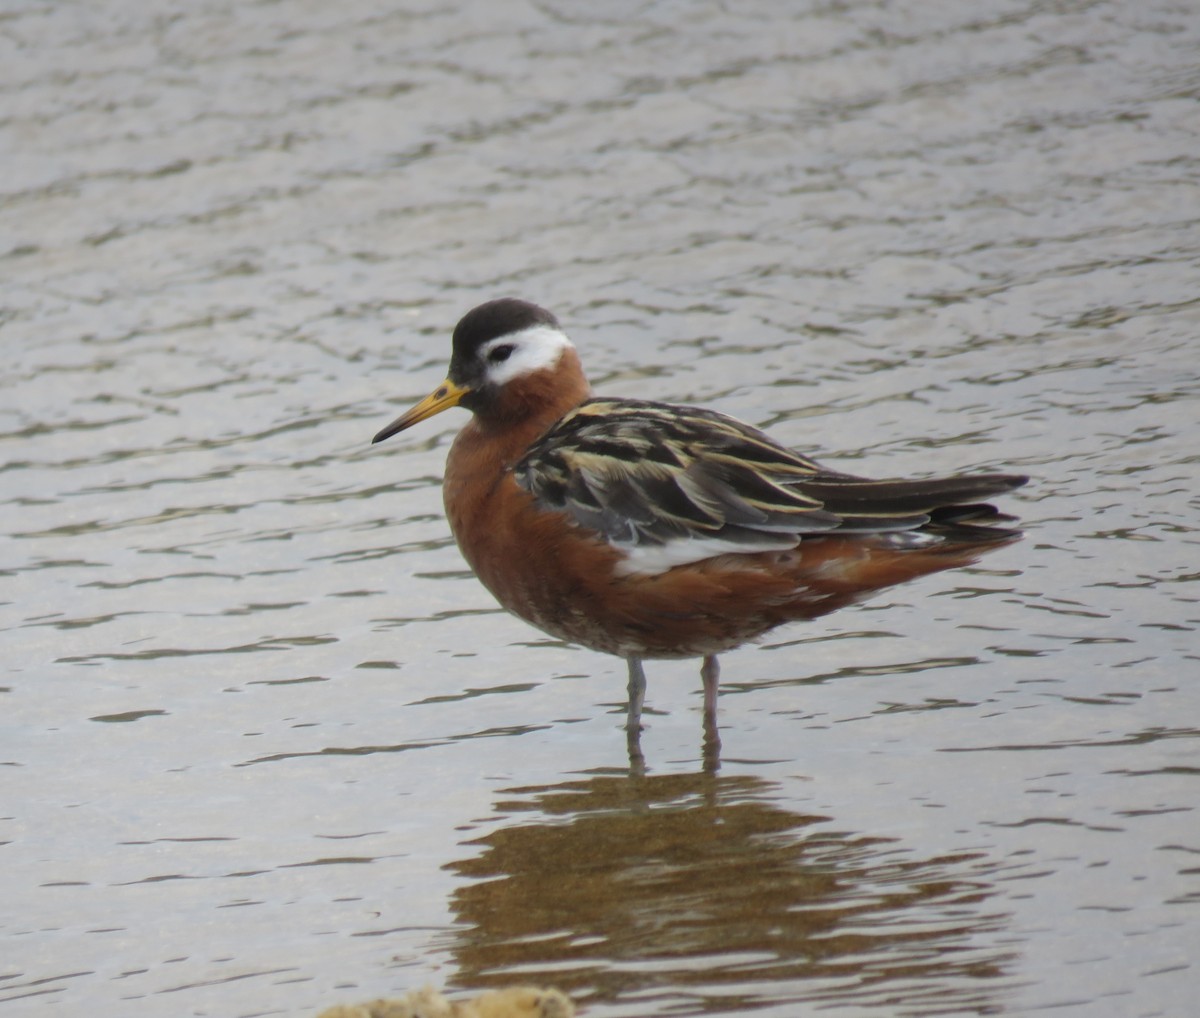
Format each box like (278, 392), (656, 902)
(372, 298), (1027, 745)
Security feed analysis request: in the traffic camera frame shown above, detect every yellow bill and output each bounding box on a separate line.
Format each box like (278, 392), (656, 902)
(372, 378), (470, 444)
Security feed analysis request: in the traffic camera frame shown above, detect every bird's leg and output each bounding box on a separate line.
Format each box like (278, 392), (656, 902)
(701, 654), (721, 769)
(701, 654), (721, 718)
(625, 655), (647, 732)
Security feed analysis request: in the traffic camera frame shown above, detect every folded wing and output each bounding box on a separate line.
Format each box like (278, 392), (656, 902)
(512, 398), (1027, 572)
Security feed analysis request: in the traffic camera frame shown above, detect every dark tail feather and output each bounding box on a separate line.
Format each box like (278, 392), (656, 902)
(800, 473), (1028, 514)
(928, 502), (1021, 526)
(793, 473), (1028, 536)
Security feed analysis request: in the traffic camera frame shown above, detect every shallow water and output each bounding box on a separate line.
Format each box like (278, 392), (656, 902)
(3, 1), (1198, 1016)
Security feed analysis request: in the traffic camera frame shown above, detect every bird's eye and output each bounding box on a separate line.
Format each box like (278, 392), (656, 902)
(487, 344), (515, 364)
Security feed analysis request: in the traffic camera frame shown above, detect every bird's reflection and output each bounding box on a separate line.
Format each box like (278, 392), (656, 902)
(443, 771), (1014, 1012)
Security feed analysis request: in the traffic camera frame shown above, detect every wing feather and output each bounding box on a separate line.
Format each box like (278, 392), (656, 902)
(511, 398), (1027, 570)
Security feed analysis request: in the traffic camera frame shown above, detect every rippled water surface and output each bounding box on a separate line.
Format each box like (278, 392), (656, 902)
(3, 1), (1198, 1015)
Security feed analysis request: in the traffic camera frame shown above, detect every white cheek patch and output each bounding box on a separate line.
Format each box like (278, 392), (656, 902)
(482, 326), (573, 385)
